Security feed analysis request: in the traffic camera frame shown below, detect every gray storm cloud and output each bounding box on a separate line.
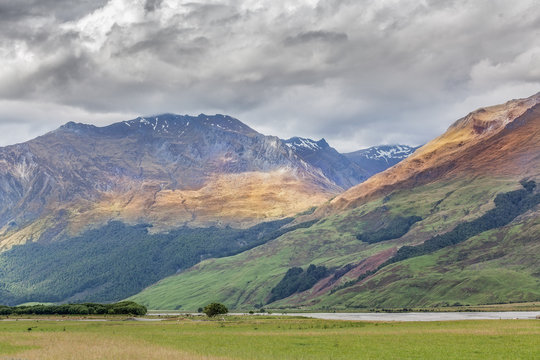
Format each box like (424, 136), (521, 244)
(0, 0), (539, 151)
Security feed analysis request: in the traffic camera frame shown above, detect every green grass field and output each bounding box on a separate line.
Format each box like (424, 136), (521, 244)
(0, 316), (538, 359)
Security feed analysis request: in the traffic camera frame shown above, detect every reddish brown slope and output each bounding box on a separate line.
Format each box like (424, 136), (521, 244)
(323, 93), (540, 213)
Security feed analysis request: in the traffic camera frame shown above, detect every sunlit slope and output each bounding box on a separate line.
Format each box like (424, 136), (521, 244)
(0, 113), (409, 305)
(313, 93), (540, 215)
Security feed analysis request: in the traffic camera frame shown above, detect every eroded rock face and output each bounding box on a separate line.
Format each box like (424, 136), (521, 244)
(284, 137), (370, 189)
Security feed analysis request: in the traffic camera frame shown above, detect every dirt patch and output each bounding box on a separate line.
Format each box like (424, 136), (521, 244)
(345, 247), (397, 280)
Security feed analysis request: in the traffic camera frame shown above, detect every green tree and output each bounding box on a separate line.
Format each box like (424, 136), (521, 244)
(268, 264), (328, 303)
(203, 302), (228, 317)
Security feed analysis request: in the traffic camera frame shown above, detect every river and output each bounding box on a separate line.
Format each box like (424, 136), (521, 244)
(277, 311), (540, 321)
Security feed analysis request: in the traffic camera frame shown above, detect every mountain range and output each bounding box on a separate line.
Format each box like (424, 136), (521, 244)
(0, 113), (414, 305)
(1, 93), (538, 309)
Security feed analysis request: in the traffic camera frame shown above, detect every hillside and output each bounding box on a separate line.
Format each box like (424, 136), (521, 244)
(0, 114), (337, 304)
(321, 93), (540, 213)
(130, 93), (540, 310)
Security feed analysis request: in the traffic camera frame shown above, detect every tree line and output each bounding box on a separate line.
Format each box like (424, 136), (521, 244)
(0, 301), (147, 315)
(356, 215), (422, 243)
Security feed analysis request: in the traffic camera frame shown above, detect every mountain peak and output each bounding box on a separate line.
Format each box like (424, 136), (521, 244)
(347, 144), (418, 162)
(284, 137), (329, 151)
(59, 121), (98, 132)
(343, 145), (417, 179)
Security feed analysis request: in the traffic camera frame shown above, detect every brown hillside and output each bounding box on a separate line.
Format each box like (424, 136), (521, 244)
(322, 93), (540, 213)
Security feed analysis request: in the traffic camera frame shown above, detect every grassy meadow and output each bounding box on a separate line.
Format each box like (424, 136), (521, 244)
(0, 316), (538, 359)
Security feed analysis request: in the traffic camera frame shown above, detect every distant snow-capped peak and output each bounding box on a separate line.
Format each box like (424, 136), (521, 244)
(359, 145), (417, 161)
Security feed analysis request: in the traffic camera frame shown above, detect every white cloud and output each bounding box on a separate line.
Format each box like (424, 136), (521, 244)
(470, 47), (540, 88)
(0, 0), (539, 152)
(61, 0), (147, 52)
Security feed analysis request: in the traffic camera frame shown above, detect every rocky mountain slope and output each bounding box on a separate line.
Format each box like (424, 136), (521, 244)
(130, 93), (540, 310)
(283, 137), (370, 189)
(0, 114), (346, 250)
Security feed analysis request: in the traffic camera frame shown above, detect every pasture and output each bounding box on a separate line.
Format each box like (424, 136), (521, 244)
(0, 316), (538, 359)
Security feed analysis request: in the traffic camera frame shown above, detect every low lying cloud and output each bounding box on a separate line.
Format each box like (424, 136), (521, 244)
(0, 0), (539, 150)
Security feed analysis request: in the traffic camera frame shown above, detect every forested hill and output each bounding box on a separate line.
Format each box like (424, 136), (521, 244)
(0, 218), (316, 306)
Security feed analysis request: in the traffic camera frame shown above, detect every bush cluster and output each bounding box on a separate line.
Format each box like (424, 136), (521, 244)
(0, 301), (147, 315)
(268, 264), (328, 303)
(203, 302), (228, 317)
(356, 216), (422, 243)
(389, 180), (539, 264)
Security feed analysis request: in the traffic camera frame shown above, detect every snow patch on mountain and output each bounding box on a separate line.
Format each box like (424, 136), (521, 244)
(284, 137), (324, 151)
(344, 145), (418, 177)
(357, 145), (417, 162)
(116, 114), (258, 137)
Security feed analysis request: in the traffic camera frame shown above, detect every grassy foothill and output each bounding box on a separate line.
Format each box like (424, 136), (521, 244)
(0, 316), (538, 359)
(131, 177), (540, 311)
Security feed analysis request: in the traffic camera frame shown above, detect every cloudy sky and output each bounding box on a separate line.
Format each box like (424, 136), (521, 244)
(1, 0), (539, 151)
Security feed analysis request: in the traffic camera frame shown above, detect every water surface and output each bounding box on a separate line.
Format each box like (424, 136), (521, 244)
(279, 311), (539, 321)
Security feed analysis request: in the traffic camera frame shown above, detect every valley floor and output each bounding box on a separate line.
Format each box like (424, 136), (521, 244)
(0, 316), (538, 359)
